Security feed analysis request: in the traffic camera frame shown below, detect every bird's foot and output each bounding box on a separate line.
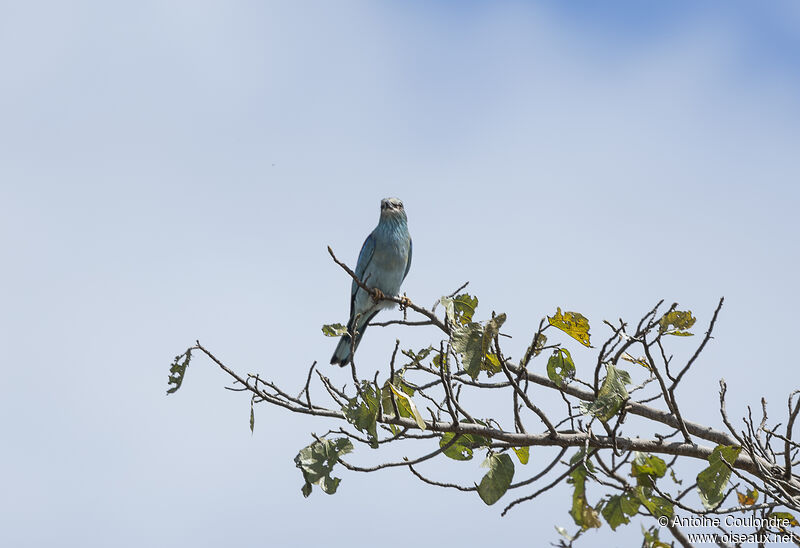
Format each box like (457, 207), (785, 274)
(371, 288), (386, 302)
(398, 295), (411, 309)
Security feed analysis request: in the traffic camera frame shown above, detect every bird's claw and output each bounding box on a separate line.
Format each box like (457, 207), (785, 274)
(398, 296), (411, 309)
(371, 288), (386, 302)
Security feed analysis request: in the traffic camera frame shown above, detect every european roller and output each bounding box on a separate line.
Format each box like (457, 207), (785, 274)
(331, 197), (412, 366)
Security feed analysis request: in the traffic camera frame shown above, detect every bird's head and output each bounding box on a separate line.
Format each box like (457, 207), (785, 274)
(379, 197), (407, 221)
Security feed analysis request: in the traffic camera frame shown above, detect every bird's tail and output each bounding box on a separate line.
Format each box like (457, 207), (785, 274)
(330, 313), (376, 366)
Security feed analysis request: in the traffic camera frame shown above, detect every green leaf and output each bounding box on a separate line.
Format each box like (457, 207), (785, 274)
(696, 444), (741, 509)
(629, 452), (672, 519)
(321, 323), (348, 337)
(441, 293), (478, 326)
(166, 350), (192, 394)
(658, 310), (696, 336)
(631, 452), (667, 481)
(635, 485), (673, 519)
(401, 346), (434, 368)
(387, 383), (426, 430)
(342, 383), (381, 448)
(547, 348), (576, 387)
(440, 432), (473, 461)
(318, 474), (340, 495)
(294, 437), (353, 497)
(567, 450), (602, 530)
(439, 430), (491, 461)
(580, 363), (631, 422)
(451, 322), (484, 379)
(476, 453), (514, 505)
(569, 447), (596, 474)
(451, 313), (507, 380)
(548, 308), (592, 347)
(513, 446), (529, 465)
(642, 525), (672, 548)
(600, 492), (640, 530)
(625, 453), (673, 521)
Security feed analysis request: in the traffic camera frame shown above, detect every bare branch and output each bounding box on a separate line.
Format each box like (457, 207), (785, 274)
(670, 297), (724, 389)
(786, 390), (800, 480)
(173, 294), (800, 546)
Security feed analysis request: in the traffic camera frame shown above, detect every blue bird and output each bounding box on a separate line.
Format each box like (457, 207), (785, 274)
(331, 197), (412, 366)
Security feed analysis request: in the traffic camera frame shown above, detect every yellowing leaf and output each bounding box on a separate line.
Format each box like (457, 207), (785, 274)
(513, 446), (529, 465)
(548, 308), (592, 347)
(388, 383), (426, 430)
(642, 525), (672, 548)
(736, 488), (758, 506)
(322, 323), (348, 337)
(621, 352), (650, 369)
(484, 353), (502, 376)
(658, 310), (696, 336)
(567, 450), (603, 530)
(440, 293), (478, 326)
(770, 512), (799, 528)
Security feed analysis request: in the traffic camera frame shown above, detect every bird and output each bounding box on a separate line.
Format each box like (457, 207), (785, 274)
(331, 197), (412, 366)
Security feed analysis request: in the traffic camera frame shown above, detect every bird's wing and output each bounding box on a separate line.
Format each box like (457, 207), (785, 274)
(349, 232), (376, 320)
(403, 237), (412, 281)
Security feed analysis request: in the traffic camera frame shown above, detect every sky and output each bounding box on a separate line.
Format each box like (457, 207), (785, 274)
(1, 1), (799, 547)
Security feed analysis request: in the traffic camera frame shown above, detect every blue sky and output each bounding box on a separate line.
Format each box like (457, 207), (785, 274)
(2, 2), (799, 547)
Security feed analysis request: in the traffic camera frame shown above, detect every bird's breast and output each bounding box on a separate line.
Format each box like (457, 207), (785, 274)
(372, 240), (407, 270)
